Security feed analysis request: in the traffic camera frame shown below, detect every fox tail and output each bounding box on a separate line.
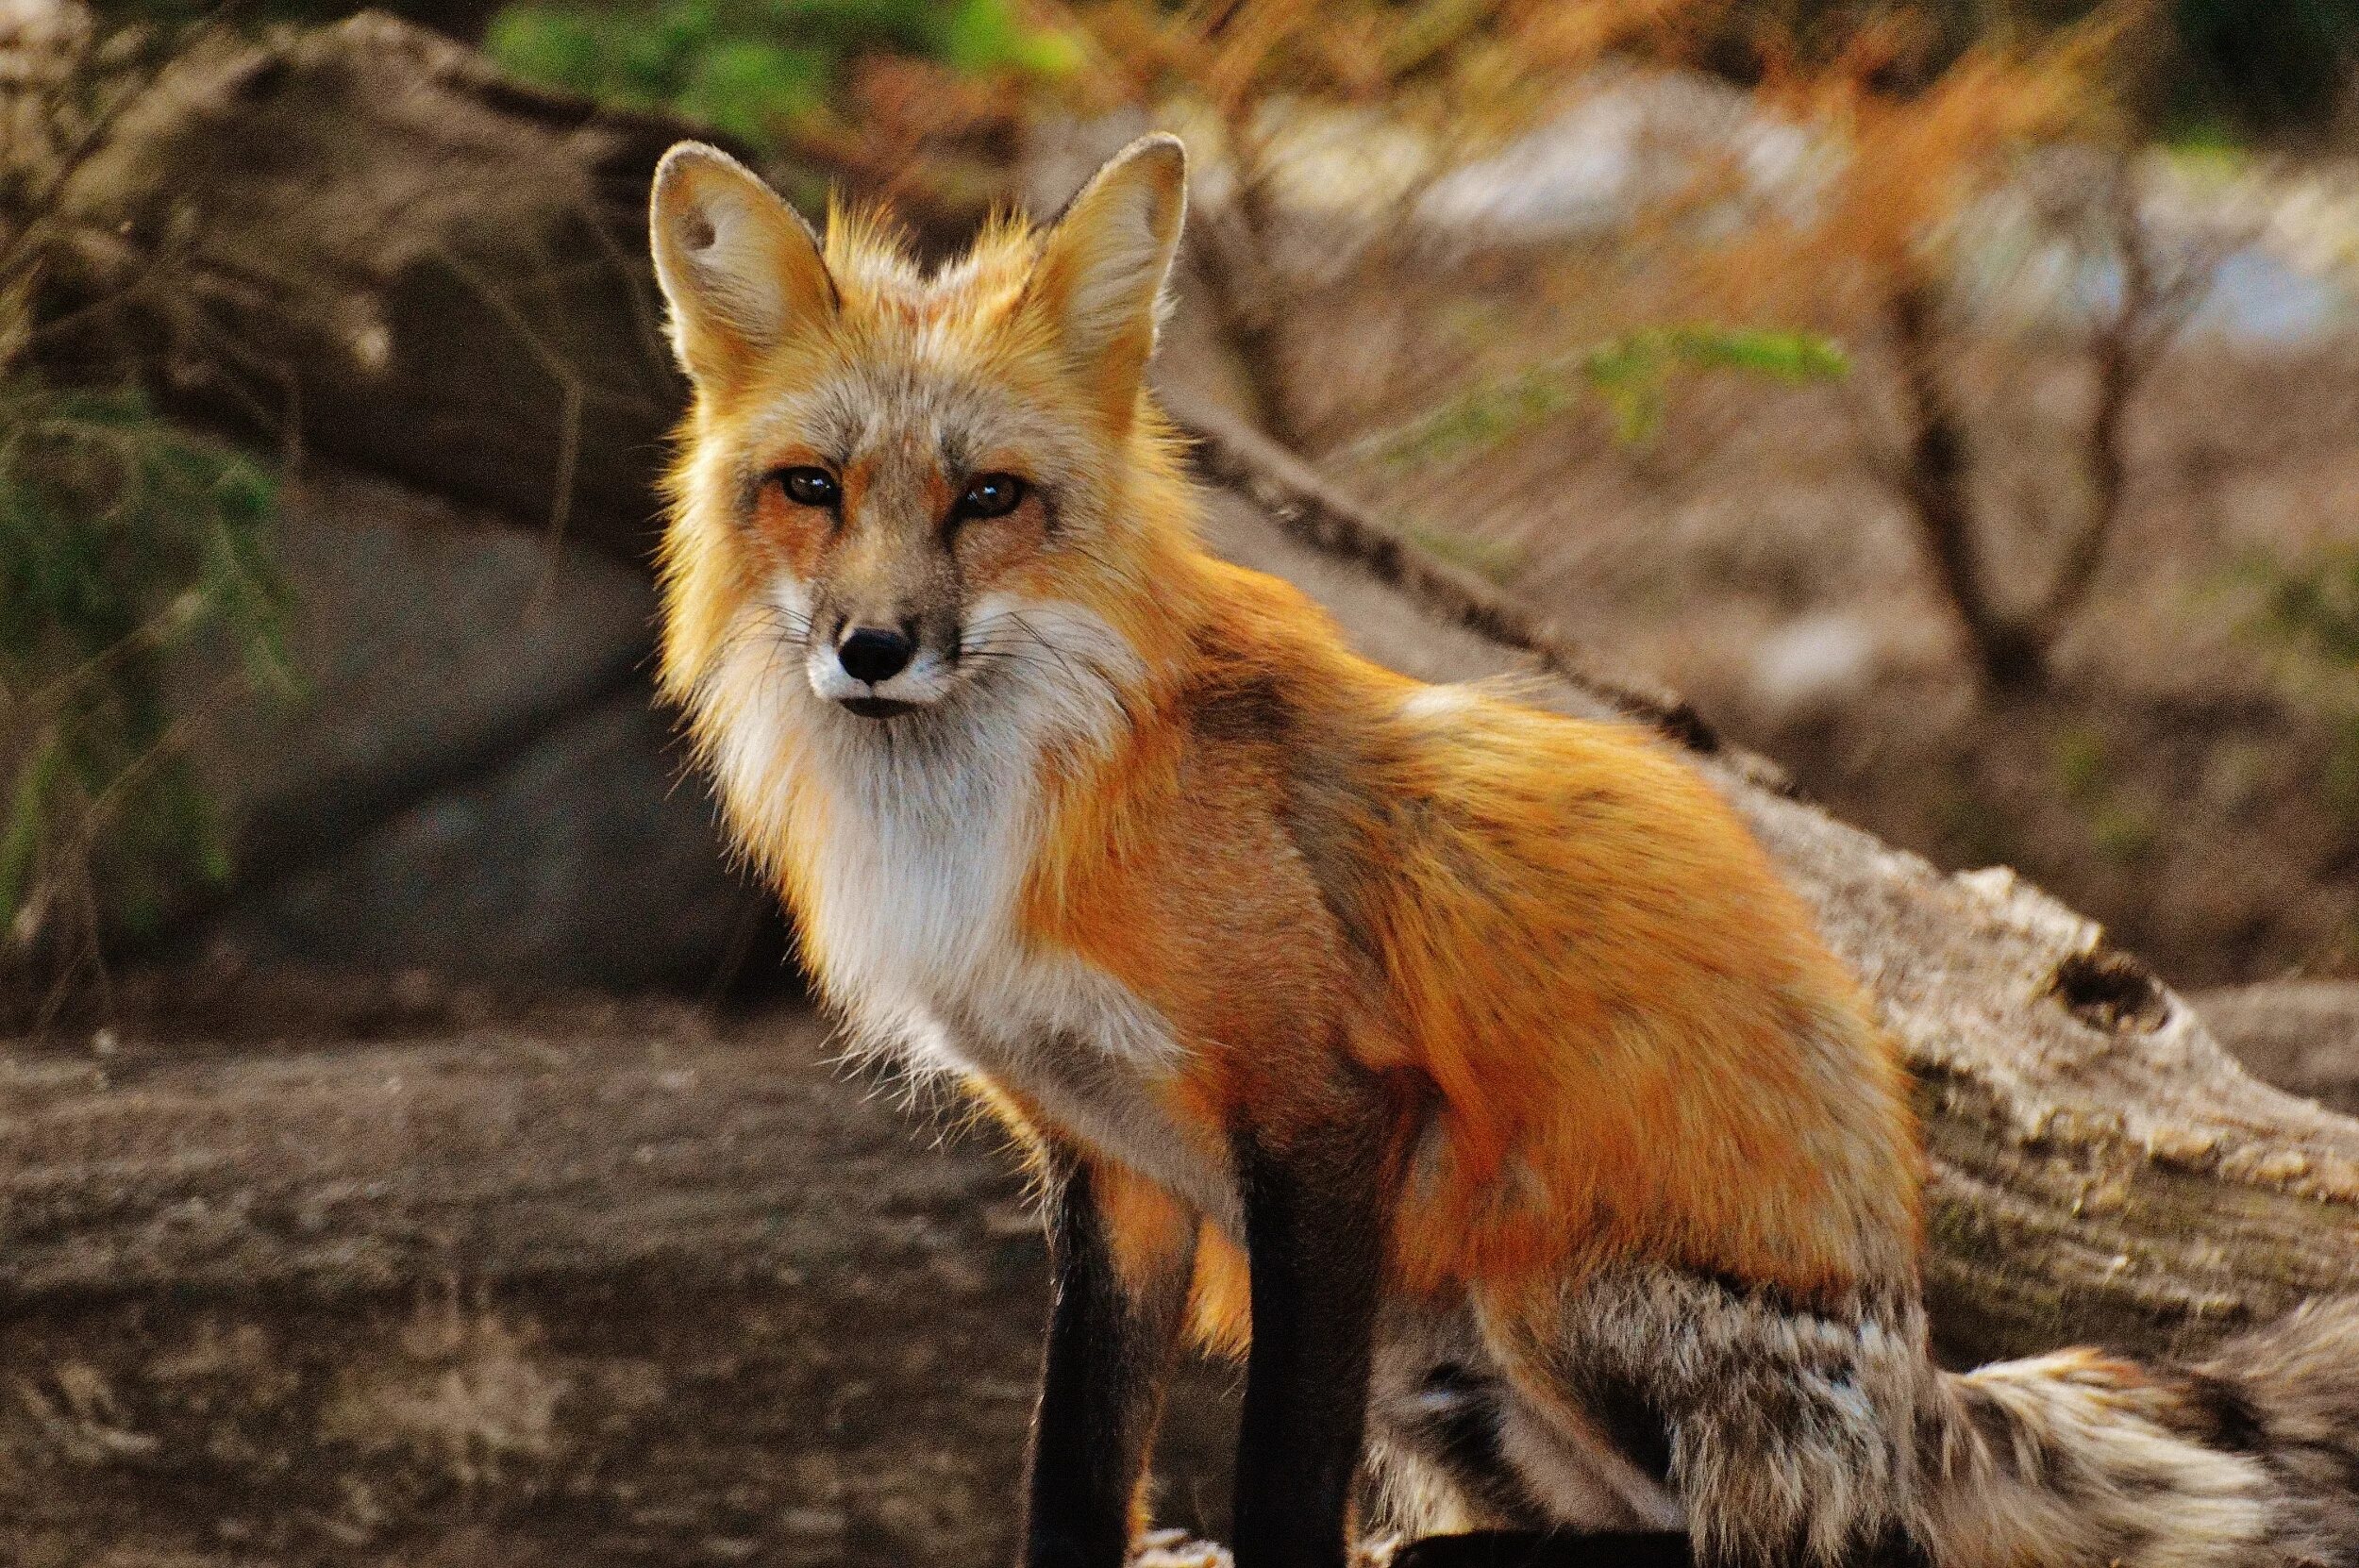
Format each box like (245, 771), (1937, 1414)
(1916, 1296), (2359, 1567)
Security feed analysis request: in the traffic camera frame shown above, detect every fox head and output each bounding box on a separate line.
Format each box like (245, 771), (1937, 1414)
(648, 135), (1194, 738)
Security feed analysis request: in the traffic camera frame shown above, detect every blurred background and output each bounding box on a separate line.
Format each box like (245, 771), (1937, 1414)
(4, 0), (2359, 1562)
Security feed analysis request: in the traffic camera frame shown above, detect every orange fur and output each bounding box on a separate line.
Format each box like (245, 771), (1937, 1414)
(1020, 559), (1923, 1316)
(648, 137), (1924, 1369)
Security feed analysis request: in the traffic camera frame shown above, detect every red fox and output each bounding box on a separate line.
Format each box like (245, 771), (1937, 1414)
(646, 134), (2359, 1568)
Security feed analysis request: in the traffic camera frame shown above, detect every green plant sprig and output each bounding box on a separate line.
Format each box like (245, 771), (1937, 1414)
(1368, 325), (1850, 468)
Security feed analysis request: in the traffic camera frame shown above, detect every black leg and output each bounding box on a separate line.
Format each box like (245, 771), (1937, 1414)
(1391, 1532), (1693, 1568)
(1230, 1114), (1392, 1568)
(1019, 1153), (1195, 1568)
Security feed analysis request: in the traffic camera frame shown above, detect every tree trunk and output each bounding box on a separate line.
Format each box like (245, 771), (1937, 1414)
(1882, 281), (2049, 692)
(10, 8), (2358, 1374)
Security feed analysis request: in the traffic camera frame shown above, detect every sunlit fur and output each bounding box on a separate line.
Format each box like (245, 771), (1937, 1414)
(649, 139), (2359, 1566)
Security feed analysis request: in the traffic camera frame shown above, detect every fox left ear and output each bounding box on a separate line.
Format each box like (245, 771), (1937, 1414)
(649, 142), (838, 394)
(1026, 134), (1187, 423)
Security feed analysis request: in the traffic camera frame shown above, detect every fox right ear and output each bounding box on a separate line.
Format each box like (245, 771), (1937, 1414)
(649, 142), (837, 392)
(1026, 134), (1187, 425)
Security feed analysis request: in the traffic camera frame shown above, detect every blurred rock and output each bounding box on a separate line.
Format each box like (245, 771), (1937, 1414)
(1747, 611), (1883, 719)
(210, 694), (762, 990)
(2197, 981), (2359, 1116)
(195, 466), (653, 817)
(178, 464), (779, 993)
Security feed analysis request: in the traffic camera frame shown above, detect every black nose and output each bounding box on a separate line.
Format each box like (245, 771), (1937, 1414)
(838, 626), (914, 684)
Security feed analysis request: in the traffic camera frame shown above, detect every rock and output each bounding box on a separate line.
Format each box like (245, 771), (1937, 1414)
(2197, 980), (2359, 1116)
(176, 465), (777, 991)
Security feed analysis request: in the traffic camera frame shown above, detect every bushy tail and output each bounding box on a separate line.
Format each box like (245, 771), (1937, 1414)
(1915, 1298), (2359, 1568)
(2207, 1297), (2359, 1562)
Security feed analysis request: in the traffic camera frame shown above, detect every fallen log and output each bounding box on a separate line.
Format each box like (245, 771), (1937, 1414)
(20, 9), (966, 570)
(9, 10), (2357, 1373)
(21, 8), (727, 565)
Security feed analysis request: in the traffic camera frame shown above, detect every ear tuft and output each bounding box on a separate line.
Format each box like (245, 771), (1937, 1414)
(649, 142), (836, 392)
(1027, 134), (1188, 417)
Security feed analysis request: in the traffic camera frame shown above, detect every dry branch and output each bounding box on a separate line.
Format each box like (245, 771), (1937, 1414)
(1872, 163), (2198, 693)
(6, 12), (2357, 1372)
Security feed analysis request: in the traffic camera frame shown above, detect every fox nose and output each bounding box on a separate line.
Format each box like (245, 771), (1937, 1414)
(837, 626), (914, 685)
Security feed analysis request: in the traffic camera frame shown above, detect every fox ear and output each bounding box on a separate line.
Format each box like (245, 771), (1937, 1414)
(649, 142), (837, 392)
(1027, 134), (1187, 420)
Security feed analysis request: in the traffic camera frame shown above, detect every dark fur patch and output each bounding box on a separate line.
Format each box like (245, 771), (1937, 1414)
(1956, 1382), (2017, 1463)
(1230, 1119), (1394, 1568)
(1019, 1157), (1191, 1568)
(1687, 1266), (1883, 1329)
(1572, 1369), (1674, 1487)
(1948, 1376), (2087, 1496)
(1186, 673), (1295, 748)
(1399, 1363), (1544, 1523)
(1858, 1522), (1937, 1568)
(2161, 1367), (2270, 1454)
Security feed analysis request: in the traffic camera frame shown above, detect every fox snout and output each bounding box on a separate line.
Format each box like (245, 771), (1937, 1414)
(801, 598), (963, 718)
(837, 626), (913, 684)
(813, 618), (937, 719)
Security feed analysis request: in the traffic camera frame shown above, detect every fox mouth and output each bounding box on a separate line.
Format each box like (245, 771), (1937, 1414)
(838, 695), (920, 720)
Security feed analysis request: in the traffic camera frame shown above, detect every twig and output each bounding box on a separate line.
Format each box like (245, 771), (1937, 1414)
(427, 242), (588, 607)
(2029, 159), (2200, 635)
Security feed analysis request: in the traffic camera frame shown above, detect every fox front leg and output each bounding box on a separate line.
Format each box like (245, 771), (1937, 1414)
(1020, 1151), (1196, 1568)
(1230, 1111), (1393, 1568)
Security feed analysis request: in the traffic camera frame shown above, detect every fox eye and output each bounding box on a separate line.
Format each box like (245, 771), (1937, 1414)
(955, 473), (1026, 522)
(773, 466), (839, 509)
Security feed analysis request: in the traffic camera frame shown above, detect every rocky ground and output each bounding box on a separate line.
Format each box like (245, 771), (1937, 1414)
(0, 981), (1242, 1567)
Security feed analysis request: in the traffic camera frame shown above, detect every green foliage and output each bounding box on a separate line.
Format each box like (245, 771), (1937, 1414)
(2167, 0), (2359, 137)
(2049, 724), (2155, 865)
(2242, 546), (2359, 666)
(0, 7), (293, 988)
(1585, 329), (1851, 445)
(1715, 0), (2359, 138)
(1398, 521), (1523, 587)
(1373, 327), (1849, 468)
(483, 0), (1076, 146)
(0, 379), (291, 950)
(2051, 723), (2112, 803)
(2231, 546), (2359, 817)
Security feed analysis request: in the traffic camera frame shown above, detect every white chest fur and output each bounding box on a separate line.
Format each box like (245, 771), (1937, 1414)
(699, 596), (1241, 1231)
